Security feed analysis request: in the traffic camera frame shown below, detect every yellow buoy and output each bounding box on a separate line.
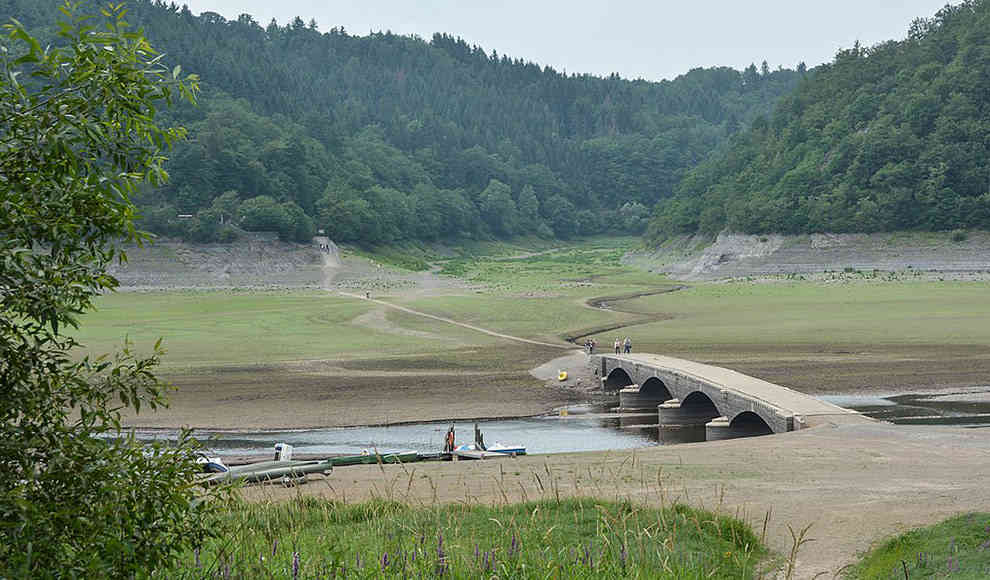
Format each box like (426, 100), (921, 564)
(558, 370), (568, 381)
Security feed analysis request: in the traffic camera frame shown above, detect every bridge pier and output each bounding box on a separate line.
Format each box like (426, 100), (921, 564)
(705, 415), (774, 441)
(657, 398), (719, 444)
(658, 399), (719, 426)
(618, 385), (669, 411)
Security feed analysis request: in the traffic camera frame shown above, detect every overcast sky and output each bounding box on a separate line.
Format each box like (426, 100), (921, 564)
(179, 1), (955, 81)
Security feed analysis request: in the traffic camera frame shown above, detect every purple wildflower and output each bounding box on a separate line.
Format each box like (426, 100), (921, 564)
(194, 547), (200, 569)
(620, 544), (627, 567)
(292, 551), (300, 580)
(510, 532), (518, 556)
(474, 544), (479, 560)
(435, 532), (448, 576)
(381, 552), (389, 570)
(947, 556), (960, 572)
(272, 539), (278, 557)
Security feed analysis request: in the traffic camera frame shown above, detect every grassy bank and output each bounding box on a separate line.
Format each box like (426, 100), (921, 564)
(847, 513), (990, 579)
(171, 497), (768, 579)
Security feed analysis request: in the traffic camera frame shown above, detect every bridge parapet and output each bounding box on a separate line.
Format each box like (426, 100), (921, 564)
(593, 353), (865, 434)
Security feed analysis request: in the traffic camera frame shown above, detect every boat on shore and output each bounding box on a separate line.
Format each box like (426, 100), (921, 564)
(329, 450), (419, 466)
(453, 442), (525, 460)
(203, 459), (333, 485)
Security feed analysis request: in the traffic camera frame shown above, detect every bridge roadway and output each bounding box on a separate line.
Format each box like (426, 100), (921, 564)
(594, 353), (871, 438)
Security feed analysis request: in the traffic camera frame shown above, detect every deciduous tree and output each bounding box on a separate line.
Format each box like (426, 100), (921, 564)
(0, 4), (217, 576)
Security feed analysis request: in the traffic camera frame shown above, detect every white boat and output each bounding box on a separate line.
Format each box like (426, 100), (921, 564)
(453, 442), (525, 460)
(487, 442), (526, 455)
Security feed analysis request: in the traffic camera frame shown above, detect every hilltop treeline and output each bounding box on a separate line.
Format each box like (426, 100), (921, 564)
(5, 0), (801, 244)
(648, 0), (990, 239)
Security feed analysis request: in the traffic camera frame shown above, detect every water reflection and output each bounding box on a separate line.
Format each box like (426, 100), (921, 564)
(659, 424), (706, 445)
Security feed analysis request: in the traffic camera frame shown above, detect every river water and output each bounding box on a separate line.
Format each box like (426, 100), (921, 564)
(135, 405), (660, 457)
(135, 387), (990, 457)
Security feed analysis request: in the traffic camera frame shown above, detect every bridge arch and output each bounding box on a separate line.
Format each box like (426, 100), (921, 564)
(604, 368), (634, 392)
(640, 377), (673, 401)
(681, 391), (721, 417)
(729, 411), (774, 436)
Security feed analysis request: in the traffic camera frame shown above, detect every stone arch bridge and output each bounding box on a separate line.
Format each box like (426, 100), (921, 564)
(594, 354), (868, 441)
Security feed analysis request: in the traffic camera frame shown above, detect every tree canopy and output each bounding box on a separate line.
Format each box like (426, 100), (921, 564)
(648, 0), (990, 239)
(2, 0), (803, 244)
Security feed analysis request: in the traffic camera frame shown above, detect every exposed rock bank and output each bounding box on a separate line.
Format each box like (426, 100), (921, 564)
(627, 230), (990, 280)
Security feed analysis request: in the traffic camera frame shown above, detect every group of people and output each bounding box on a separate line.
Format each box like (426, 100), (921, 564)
(585, 337), (632, 354)
(614, 337), (632, 354)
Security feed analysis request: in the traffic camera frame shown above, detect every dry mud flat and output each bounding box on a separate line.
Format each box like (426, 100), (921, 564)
(244, 422), (990, 579)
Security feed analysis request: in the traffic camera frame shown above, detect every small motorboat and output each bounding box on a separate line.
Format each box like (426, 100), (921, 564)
(453, 443), (524, 460)
(486, 442), (527, 456)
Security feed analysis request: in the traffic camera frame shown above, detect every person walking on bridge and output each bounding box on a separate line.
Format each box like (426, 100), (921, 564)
(614, 338), (621, 355)
(623, 337), (631, 354)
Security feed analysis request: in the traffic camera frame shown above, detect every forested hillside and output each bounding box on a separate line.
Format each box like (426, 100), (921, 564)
(648, 0), (990, 239)
(4, 0), (802, 244)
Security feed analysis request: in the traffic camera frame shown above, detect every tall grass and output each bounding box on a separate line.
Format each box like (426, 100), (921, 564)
(845, 512), (990, 579)
(169, 497), (767, 578)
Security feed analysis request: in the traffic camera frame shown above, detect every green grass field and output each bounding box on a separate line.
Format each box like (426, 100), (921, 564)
(169, 498), (767, 579)
(847, 513), (990, 579)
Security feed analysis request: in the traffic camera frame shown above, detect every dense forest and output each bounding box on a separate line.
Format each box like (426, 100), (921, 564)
(648, 0), (990, 239)
(4, 0), (802, 244)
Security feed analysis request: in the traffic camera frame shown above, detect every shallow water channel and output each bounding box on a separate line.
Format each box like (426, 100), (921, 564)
(136, 387), (990, 457)
(137, 405), (659, 457)
(821, 385), (990, 428)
